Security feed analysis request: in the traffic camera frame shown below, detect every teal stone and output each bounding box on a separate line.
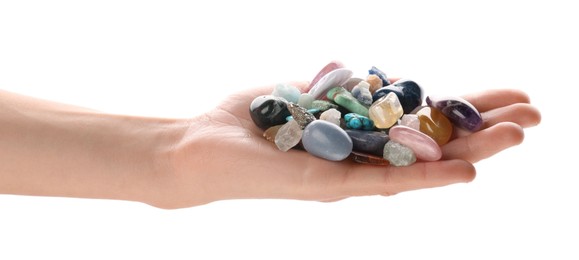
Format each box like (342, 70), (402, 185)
(272, 83), (301, 104)
(327, 87), (369, 117)
(344, 113), (374, 130)
(302, 120), (353, 161)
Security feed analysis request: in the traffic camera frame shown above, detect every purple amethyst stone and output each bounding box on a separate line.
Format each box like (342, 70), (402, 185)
(426, 96), (483, 131)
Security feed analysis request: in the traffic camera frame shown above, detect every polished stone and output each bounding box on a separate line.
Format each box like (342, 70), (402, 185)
(275, 120), (303, 152)
(263, 125), (282, 143)
(346, 129), (389, 156)
(351, 81), (373, 106)
(383, 141), (416, 167)
(308, 68), (353, 99)
(369, 92), (404, 129)
(298, 93), (314, 109)
(389, 125), (442, 161)
(399, 114), (420, 131)
(350, 151), (390, 166)
(320, 108), (341, 126)
(287, 103), (316, 129)
(368, 66), (391, 86)
(426, 95), (483, 131)
(344, 113), (374, 130)
(272, 83), (301, 104)
(366, 74), (383, 94)
(302, 120), (353, 161)
(372, 79), (423, 114)
(415, 106), (453, 146)
(327, 87), (369, 117)
(343, 77), (363, 91)
(307, 61), (344, 92)
(250, 95), (291, 130)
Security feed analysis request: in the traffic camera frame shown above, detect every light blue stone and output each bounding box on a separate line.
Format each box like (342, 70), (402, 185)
(302, 120), (353, 161)
(298, 93), (314, 109)
(272, 83), (301, 104)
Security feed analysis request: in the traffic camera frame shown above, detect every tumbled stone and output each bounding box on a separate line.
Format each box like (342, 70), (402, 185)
(275, 120), (303, 152)
(368, 66), (391, 86)
(366, 74), (383, 94)
(399, 114), (420, 131)
(383, 141), (416, 167)
(302, 120), (353, 161)
(350, 151), (390, 166)
(320, 108), (341, 126)
(310, 100), (339, 111)
(327, 87), (369, 117)
(426, 96), (483, 132)
(297, 93), (314, 109)
(346, 129), (389, 156)
(368, 92), (404, 129)
(249, 95), (291, 130)
(389, 125), (442, 161)
(307, 61), (344, 92)
(272, 83), (301, 104)
(287, 103), (316, 129)
(344, 113), (374, 130)
(372, 79), (423, 114)
(343, 77), (364, 91)
(308, 68), (353, 99)
(263, 125), (283, 143)
(415, 106), (453, 146)
(351, 81), (373, 106)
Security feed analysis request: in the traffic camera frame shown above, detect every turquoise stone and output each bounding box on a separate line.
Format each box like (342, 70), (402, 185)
(327, 87), (369, 117)
(302, 120), (353, 161)
(344, 113), (374, 130)
(346, 129), (389, 156)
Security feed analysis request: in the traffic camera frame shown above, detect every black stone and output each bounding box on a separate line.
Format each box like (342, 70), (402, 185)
(346, 129), (389, 156)
(249, 95), (291, 130)
(372, 79), (423, 114)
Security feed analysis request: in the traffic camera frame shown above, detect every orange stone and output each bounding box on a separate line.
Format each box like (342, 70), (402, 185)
(366, 74), (383, 94)
(416, 107), (453, 146)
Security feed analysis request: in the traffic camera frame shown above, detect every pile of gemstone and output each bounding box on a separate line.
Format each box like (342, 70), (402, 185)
(249, 62), (483, 166)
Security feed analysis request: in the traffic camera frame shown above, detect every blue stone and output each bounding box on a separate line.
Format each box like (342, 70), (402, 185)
(344, 113), (374, 130)
(346, 129), (389, 156)
(426, 95), (483, 131)
(249, 95), (291, 130)
(372, 79), (423, 114)
(368, 66), (391, 86)
(302, 120), (353, 161)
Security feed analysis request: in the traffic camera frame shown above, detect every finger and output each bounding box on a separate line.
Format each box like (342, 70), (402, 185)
(304, 159), (475, 200)
(442, 122), (524, 163)
(462, 89), (531, 113)
(481, 103), (542, 128)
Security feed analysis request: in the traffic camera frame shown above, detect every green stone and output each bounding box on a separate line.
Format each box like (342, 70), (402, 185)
(327, 87), (369, 117)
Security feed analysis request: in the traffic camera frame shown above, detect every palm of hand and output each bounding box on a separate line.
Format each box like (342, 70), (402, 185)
(167, 82), (540, 208)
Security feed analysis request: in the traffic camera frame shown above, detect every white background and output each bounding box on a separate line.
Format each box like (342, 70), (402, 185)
(0, 1), (576, 259)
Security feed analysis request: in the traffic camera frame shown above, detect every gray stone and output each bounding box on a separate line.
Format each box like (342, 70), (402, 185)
(383, 141), (416, 166)
(302, 120), (353, 161)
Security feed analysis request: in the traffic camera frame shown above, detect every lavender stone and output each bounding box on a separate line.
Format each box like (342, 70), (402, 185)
(426, 95), (483, 131)
(302, 120), (353, 161)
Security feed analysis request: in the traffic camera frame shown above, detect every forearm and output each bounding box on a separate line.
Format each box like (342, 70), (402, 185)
(0, 90), (184, 205)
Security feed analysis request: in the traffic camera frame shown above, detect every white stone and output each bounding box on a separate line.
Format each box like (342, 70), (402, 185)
(320, 108), (341, 126)
(275, 120), (303, 152)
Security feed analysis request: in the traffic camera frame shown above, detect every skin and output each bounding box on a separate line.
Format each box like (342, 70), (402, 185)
(0, 82), (541, 209)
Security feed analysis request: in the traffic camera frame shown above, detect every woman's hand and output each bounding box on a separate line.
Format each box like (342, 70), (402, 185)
(157, 82), (541, 208)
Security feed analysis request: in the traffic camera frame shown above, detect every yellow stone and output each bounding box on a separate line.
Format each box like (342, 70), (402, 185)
(366, 74), (383, 94)
(368, 92), (403, 129)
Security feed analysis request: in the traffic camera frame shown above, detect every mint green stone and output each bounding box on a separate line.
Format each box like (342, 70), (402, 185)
(327, 87), (369, 117)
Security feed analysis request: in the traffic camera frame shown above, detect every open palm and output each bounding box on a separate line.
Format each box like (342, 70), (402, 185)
(163, 81), (540, 208)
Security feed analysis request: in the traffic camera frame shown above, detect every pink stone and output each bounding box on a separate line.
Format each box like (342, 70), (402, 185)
(306, 61), (344, 92)
(388, 125), (442, 161)
(307, 68), (353, 100)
